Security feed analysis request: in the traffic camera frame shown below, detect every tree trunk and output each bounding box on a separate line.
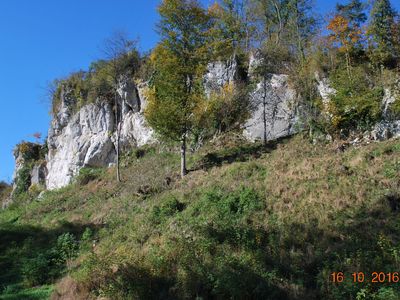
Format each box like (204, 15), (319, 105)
(180, 134), (187, 178)
(294, 4), (305, 63)
(115, 92), (121, 183)
(263, 77), (268, 147)
(345, 49), (352, 81)
(273, 0), (283, 45)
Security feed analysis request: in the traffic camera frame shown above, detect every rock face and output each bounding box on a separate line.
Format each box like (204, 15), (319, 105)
(46, 79), (154, 190)
(10, 142), (46, 202)
(204, 59), (238, 97)
(371, 88), (400, 140)
(315, 73), (336, 111)
(30, 162), (47, 186)
(244, 74), (299, 141)
(12, 148), (26, 185)
(30, 56), (400, 191)
(245, 53), (300, 142)
(119, 81), (154, 149)
(371, 120), (400, 140)
(46, 57), (300, 189)
(315, 74), (400, 141)
(204, 56), (300, 142)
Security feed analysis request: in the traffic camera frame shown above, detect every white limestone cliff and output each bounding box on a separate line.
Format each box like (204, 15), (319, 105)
(15, 58), (399, 192)
(46, 79), (154, 190)
(244, 74), (299, 141)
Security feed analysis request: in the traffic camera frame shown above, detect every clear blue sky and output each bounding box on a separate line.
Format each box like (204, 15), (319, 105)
(0, 0), (399, 183)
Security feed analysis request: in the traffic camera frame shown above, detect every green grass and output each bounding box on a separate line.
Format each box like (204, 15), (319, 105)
(1, 136), (400, 299)
(0, 285), (53, 300)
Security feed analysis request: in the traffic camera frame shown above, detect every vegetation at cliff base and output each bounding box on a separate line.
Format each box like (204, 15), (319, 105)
(1, 135), (400, 299)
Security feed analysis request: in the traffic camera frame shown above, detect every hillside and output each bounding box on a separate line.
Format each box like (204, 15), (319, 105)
(1, 134), (400, 299)
(1, 1), (400, 299)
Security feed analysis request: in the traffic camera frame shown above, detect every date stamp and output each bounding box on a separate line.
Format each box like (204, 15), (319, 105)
(331, 272), (400, 283)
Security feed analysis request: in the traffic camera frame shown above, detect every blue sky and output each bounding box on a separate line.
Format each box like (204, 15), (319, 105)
(0, 0), (399, 182)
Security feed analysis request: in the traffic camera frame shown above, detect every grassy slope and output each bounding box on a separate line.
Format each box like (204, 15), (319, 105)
(1, 135), (400, 299)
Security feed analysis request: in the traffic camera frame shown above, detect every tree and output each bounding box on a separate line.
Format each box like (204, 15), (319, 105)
(327, 14), (363, 79)
(287, 0), (318, 62)
(248, 0), (316, 62)
(336, 0), (367, 28)
(248, 0), (291, 46)
(368, 0), (398, 68)
(101, 32), (140, 182)
(145, 0), (210, 178)
(208, 0), (249, 59)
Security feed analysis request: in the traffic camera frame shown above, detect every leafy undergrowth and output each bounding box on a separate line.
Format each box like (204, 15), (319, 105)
(1, 135), (400, 299)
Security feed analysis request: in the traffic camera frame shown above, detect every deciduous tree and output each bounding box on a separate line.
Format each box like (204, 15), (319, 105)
(145, 0), (210, 177)
(101, 32), (139, 182)
(327, 14), (363, 79)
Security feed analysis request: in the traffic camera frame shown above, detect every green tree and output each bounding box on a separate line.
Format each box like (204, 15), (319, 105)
(145, 0), (210, 177)
(248, 0), (291, 46)
(248, 0), (316, 62)
(368, 0), (398, 68)
(287, 0), (318, 62)
(335, 0), (367, 62)
(336, 0), (367, 28)
(208, 0), (249, 59)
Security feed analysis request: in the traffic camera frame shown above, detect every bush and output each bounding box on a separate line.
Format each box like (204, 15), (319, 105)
(14, 165), (33, 196)
(150, 196), (185, 224)
(51, 48), (140, 115)
(14, 142), (41, 161)
(22, 254), (51, 287)
(54, 232), (78, 265)
(74, 167), (103, 186)
(328, 66), (383, 133)
(198, 82), (251, 136)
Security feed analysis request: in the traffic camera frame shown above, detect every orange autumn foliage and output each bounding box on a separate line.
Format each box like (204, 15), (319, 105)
(327, 15), (363, 53)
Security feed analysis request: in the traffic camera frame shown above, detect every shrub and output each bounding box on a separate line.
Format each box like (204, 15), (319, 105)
(14, 142), (41, 161)
(150, 196), (185, 224)
(51, 71), (88, 115)
(197, 82), (251, 138)
(14, 165), (33, 196)
(0, 181), (11, 204)
(374, 287), (400, 300)
(22, 254), (51, 287)
(328, 66), (383, 133)
(28, 184), (44, 198)
(74, 167), (103, 186)
(54, 232), (78, 265)
(81, 227), (93, 242)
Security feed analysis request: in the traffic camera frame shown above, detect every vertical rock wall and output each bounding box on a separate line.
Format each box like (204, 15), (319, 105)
(46, 79), (154, 190)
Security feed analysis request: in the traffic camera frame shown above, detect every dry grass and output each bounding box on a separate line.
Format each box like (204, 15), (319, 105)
(2, 135), (400, 299)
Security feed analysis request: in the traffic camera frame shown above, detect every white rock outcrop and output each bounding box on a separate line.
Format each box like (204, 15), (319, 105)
(315, 73), (336, 109)
(47, 102), (116, 189)
(46, 79), (154, 190)
(204, 59), (237, 97)
(203, 56), (300, 142)
(119, 81), (154, 149)
(244, 74), (299, 141)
